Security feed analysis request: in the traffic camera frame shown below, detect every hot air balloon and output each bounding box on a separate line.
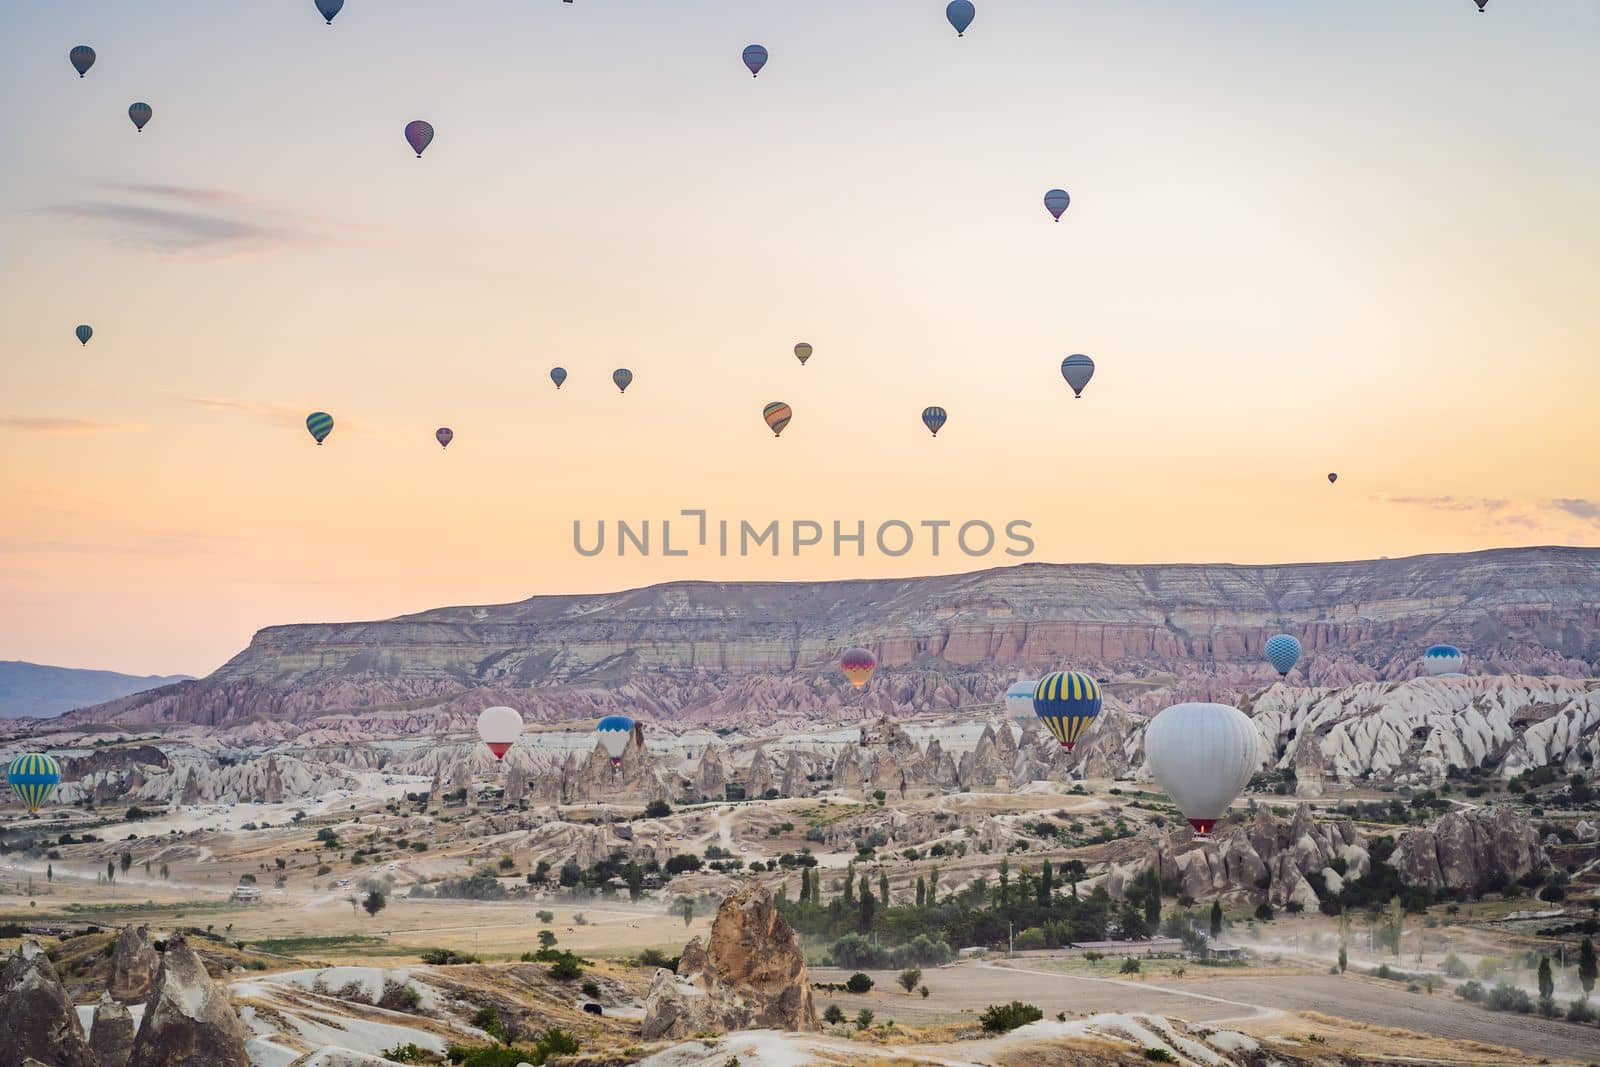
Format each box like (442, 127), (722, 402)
(128, 103), (152, 132)
(7, 753), (60, 815)
(1060, 354), (1094, 397)
(1144, 702), (1260, 836)
(1327, 473), (1338, 484)
(763, 402), (792, 437)
(477, 705), (522, 761)
(435, 427), (453, 449)
(946, 1), (975, 36)
(1474, 0), (1487, 10)
(1422, 644), (1465, 676)
(596, 714), (636, 767)
(75, 325), (93, 346)
(550, 367), (567, 389)
(794, 342), (812, 366)
(305, 412), (334, 445)
(840, 647), (876, 689)
(1004, 680), (1037, 720)
(69, 46), (96, 78)
(1032, 671), (1102, 751)
(1264, 634), (1302, 677)
(315, 0), (345, 24)
(405, 120), (434, 157)
(922, 406), (947, 437)
(743, 44), (768, 77)
(613, 368), (632, 393)
(1044, 189), (1070, 221)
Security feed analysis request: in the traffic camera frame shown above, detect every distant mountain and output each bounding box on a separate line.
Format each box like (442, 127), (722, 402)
(0, 661), (193, 718)
(63, 546), (1600, 731)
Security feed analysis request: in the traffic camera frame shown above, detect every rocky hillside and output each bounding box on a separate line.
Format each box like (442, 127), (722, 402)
(0, 660), (190, 718)
(59, 547), (1600, 730)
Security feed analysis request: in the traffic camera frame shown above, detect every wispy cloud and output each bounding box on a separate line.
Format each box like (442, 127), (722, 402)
(1377, 495), (1510, 513)
(181, 395), (304, 428)
(0, 416), (132, 434)
(50, 184), (306, 256)
(1551, 498), (1600, 523)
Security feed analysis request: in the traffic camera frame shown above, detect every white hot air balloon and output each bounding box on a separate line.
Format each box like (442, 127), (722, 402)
(596, 714), (636, 768)
(1144, 702), (1261, 837)
(1004, 680), (1037, 720)
(477, 706), (523, 761)
(1422, 644), (1465, 677)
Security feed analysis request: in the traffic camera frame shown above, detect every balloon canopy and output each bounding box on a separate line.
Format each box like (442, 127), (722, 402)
(128, 103), (152, 131)
(840, 647), (876, 689)
(763, 402), (792, 437)
(405, 120), (434, 157)
(794, 342), (813, 366)
(743, 44), (768, 77)
(550, 367), (568, 389)
(1422, 644), (1465, 676)
(7, 753), (61, 815)
(1004, 680), (1037, 720)
(596, 714), (636, 765)
(305, 412), (334, 445)
(1328, 472), (1338, 484)
(1032, 671), (1102, 751)
(76, 324), (93, 346)
(435, 427), (453, 449)
(477, 705), (523, 761)
(613, 368), (633, 393)
(315, 0), (345, 24)
(1144, 702), (1260, 836)
(1060, 354), (1094, 397)
(922, 406), (947, 437)
(70, 46), (96, 78)
(946, 1), (975, 36)
(1264, 634), (1302, 677)
(1044, 189), (1071, 220)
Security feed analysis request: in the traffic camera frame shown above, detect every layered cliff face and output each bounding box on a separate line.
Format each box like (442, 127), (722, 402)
(64, 547), (1600, 729)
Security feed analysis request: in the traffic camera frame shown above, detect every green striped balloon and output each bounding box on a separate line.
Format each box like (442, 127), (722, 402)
(305, 411), (334, 445)
(8, 752), (61, 814)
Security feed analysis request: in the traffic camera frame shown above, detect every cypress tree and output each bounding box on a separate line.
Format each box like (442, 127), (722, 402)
(1579, 936), (1596, 996)
(859, 885), (875, 933)
(1537, 956), (1553, 1002)
(880, 870), (890, 908)
(844, 862), (856, 905)
(915, 876), (926, 908)
(1039, 860), (1053, 907)
(1209, 900), (1223, 939)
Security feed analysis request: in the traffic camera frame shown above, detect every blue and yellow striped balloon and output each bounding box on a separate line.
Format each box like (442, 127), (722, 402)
(8, 753), (61, 814)
(305, 411), (334, 445)
(1032, 671), (1102, 751)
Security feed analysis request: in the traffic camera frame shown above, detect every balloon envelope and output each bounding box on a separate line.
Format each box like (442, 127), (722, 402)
(1328, 473), (1338, 484)
(477, 705), (523, 761)
(1004, 680), (1037, 720)
(794, 342), (812, 366)
(763, 401), (792, 437)
(315, 0), (344, 23)
(1145, 702), (1260, 835)
(8, 753), (60, 814)
(1422, 644), (1465, 676)
(840, 647), (876, 689)
(70, 46), (96, 77)
(1060, 354), (1094, 397)
(1032, 671), (1102, 750)
(129, 103), (152, 131)
(405, 120), (434, 157)
(435, 427), (453, 449)
(922, 406), (947, 436)
(75, 325), (93, 346)
(596, 714), (636, 765)
(1264, 634), (1302, 677)
(742, 44), (768, 76)
(613, 368), (633, 393)
(1044, 189), (1070, 220)
(946, 0), (975, 35)
(305, 412), (334, 445)
(550, 367), (567, 389)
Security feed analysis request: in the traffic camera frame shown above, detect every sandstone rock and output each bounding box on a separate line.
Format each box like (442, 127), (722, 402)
(779, 752), (809, 798)
(0, 940), (97, 1067)
(745, 748), (777, 799)
(127, 933), (252, 1067)
(693, 746), (726, 800)
(1388, 808), (1547, 893)
(504, 759), (527, 805)
(90, 992), (135, 1067)
(641, 884), (815, 1041)
(109, 926), (159, 1003)
(1575, 819), (1598, 842)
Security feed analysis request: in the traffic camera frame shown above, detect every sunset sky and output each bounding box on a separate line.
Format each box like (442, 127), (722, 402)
(3, 1), (1598, 676)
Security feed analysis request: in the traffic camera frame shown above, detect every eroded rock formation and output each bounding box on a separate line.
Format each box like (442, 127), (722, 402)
(109, 926), (159, 1004)
(0, 940), (97, 1067)
(126, 933), (252, 1067)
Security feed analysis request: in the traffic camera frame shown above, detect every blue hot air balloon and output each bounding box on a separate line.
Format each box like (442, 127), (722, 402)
(1423, 644), (1465, 677)
(1044, 189), (1070, 221)
(1033, 671), (1103, 751)
(1264, 634), (1302, 677)
(70, 46), (96, 78)
(743, 45), (768, 77)
(946, 1), (975, 36)
(128, 102), (152, 132)
(305, 412), (334, 445)
(550, 367), (567, 389)
(314, 0), (344, 24)
(1060, 354), (1094, 397)
(75, 325), (93, 346)
(596, 714), (636, 767)
(8, 753), (61, 815)
(613, 368), (633, 394)
(921, 406), (947, 437)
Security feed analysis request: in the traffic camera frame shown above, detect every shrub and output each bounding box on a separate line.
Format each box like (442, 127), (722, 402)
(383, 1044), (431, 1064)
(897, 967), (922, 993)
(980, 1001), (1043, 1033)
(1441, 953), (1469, 979)
(1120, 958), (1141, 975)
(644, 800), (672, 818)
(1457, 980), (1484, 1002)
(548, 954), (584, 981)
(822, 1004), (846, 1026)
(420, 949), (479, 965)
(1484, 983), (1534, 1013)
(445, 1028), (577, 1067)
(637, 948), (680, 971)
(1143, 1051), (1177, 1063)
(580, 980), (600, 998)
(854, 1008), (875, 1030)
(471, 1005), (508, 1043)
(1566, 998), (1596, 1023)
(845, 972), (874, 994)
(536, 910), (554, 924)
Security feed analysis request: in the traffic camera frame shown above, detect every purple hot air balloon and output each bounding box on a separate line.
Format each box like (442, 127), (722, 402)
(742, 45), (768, 78)
(1044, 189), (1070, 221)
(404, 120), (434, 158)
(435, 427), (453, 450)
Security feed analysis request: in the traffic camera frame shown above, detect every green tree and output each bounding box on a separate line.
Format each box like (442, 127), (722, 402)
(679, 897), (694, 927)
(823, 1004), (845, 1026)
(1579, 937), (1597, 997)
(107, 860), (116, 883)
(363, 890), (387, 917)
(1209, 900), (1223, 939)
(1537, 956), (1554, 1003)
(1338, 946), (1347, 973)
(897, 967), (922, 993)
(927, 865), (939, 905)
(858, 885), (875, 933)
(800, 867), (811, 904)
(159, 863), (169, 880)
(879, 870), (889, 907)
(843, 863), (856, 905)
(997, 857), (1010, 908)
(120, 851), (132, 873)
(1039, 860), (1053, 907)
(1061, 860), (1086, 899)
(854, 1008), (875, 1030)
(644, 799), (671, 818)
(915, 876), (926, 907)
(538, 930), (557, 950)
(46, 864), (52, 883)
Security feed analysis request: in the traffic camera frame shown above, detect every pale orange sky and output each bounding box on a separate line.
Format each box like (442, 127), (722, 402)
(3, 1), (1598, 675)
